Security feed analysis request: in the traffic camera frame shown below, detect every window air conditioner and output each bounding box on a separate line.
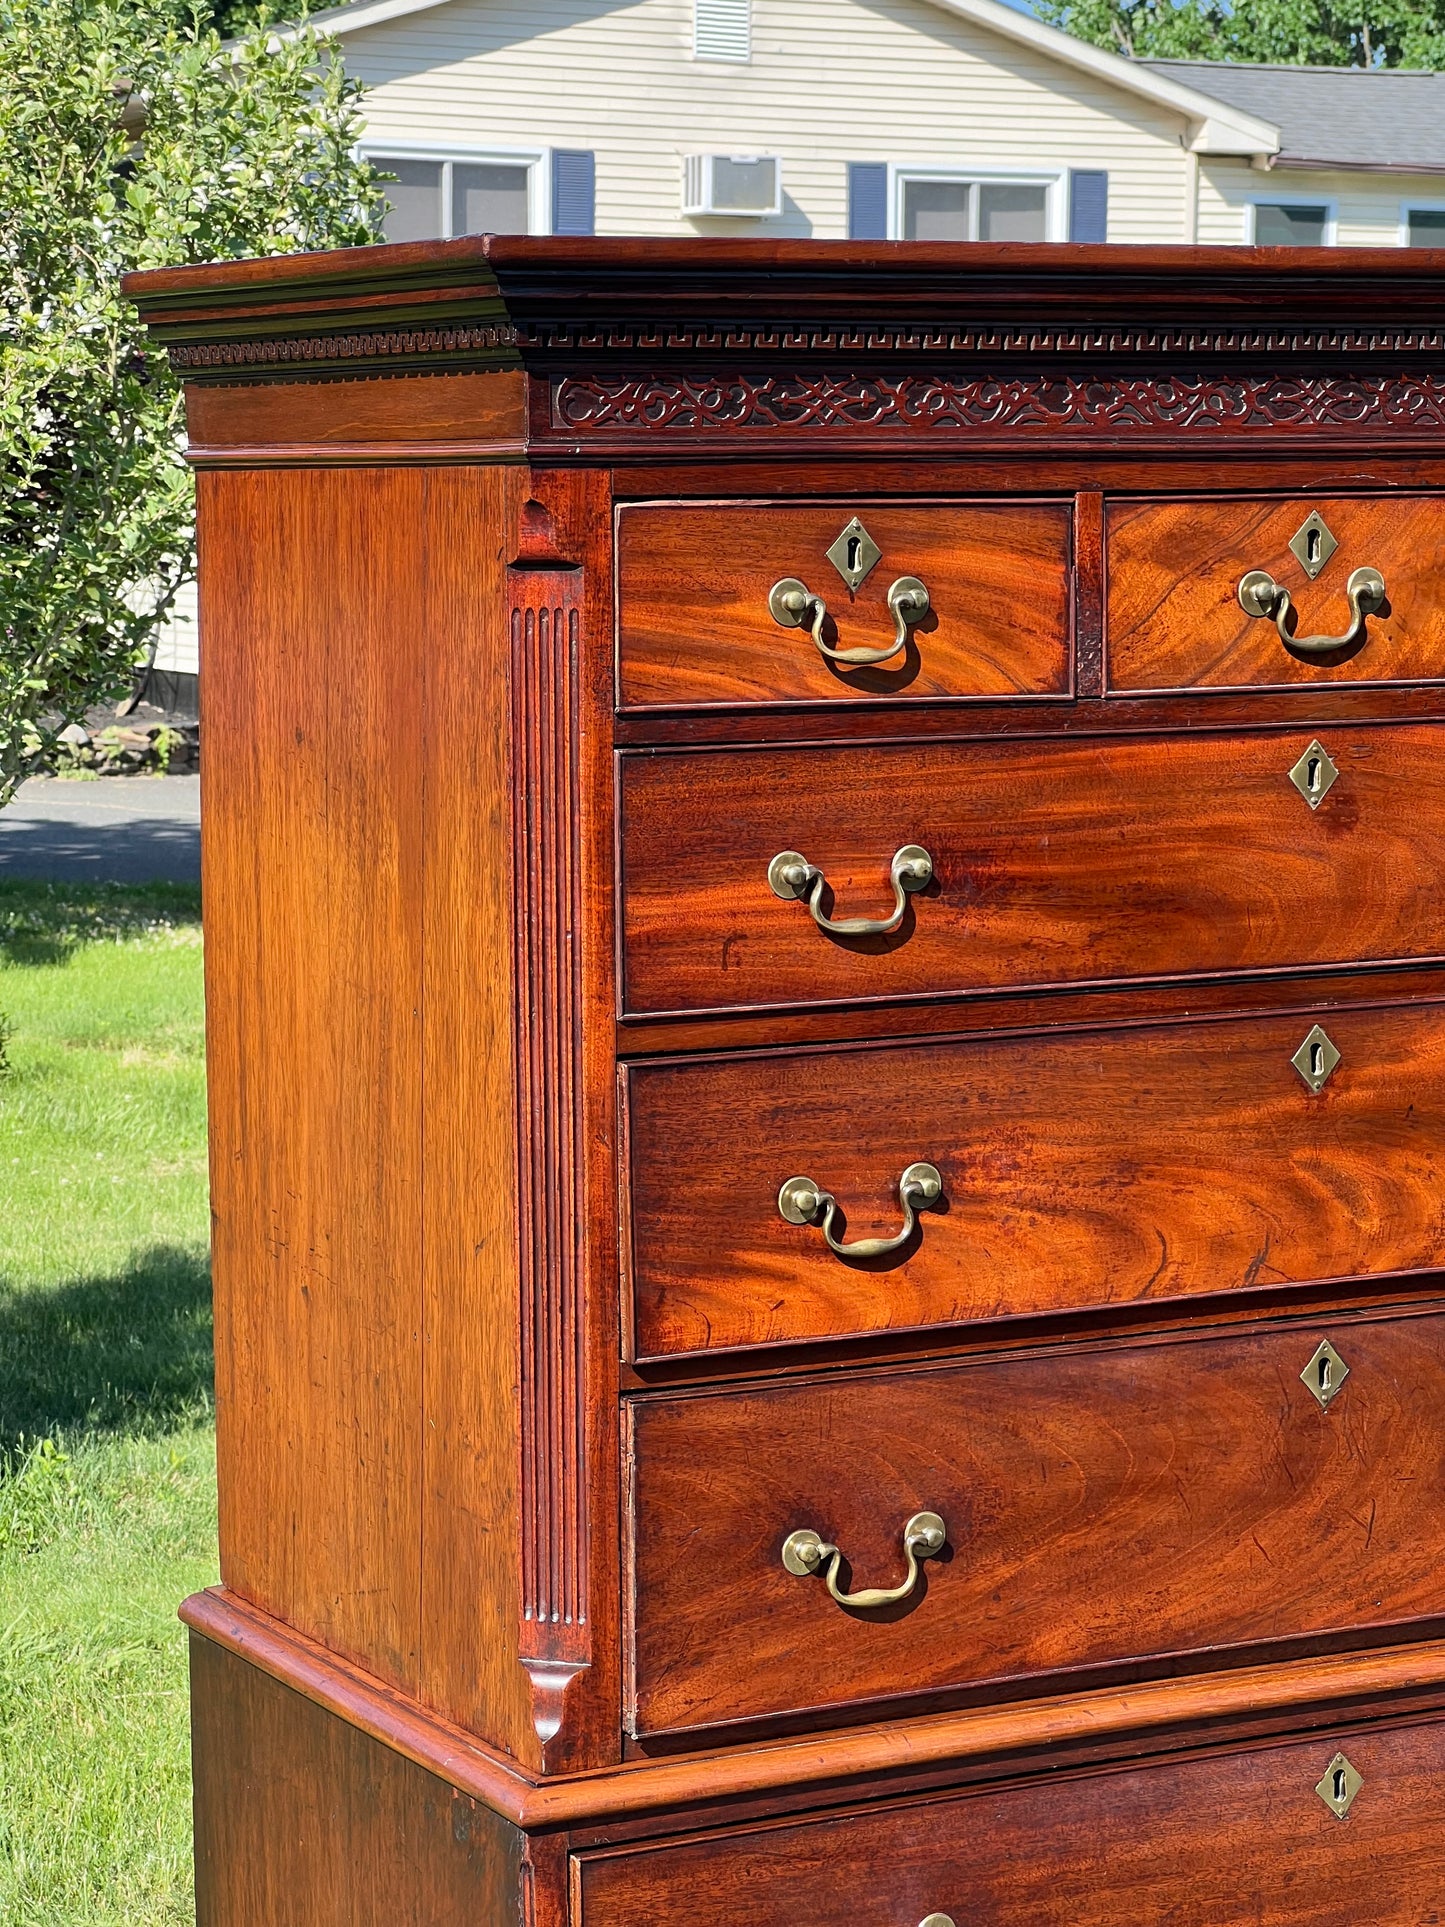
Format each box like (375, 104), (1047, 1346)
(683, 154), (782, 218)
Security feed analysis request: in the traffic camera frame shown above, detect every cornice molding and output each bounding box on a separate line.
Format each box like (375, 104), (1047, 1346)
(168, 323), (518, 369)
(167, 319), (1445, 374)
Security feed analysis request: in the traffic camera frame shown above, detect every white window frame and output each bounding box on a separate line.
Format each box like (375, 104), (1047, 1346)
(1245, 195), (1337, 247)
(361, 140), (551, 238)
(1398, 197), (1445, 247)
(889, 166), (1067, 243)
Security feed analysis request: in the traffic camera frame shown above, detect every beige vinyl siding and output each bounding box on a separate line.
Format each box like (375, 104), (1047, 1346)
(345, 0), (1196, 241)
(1198, 159), (1445, 245)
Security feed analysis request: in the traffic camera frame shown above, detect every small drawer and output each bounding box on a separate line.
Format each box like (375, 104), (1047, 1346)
(623, 1001), (1445, 1361)
(1107, 495), (1445, 692)
(577, 1714), (1445, 1925)
(615, 501), (1072, 709)
(618, 725), (1445, 1018)
(626, 1312), (1445, 1739)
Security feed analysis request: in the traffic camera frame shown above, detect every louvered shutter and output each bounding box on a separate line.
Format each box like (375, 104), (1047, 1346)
(848, 163), (889, 241)
(1069, 170), (1108, 244)
(551, 150), (596, 237)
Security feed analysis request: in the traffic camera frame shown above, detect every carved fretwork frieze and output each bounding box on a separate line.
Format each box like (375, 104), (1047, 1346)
(509, 581), (588, 1753)
(551, 368), (1445, 439)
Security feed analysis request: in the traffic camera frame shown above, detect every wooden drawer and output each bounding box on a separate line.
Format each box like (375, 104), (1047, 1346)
(618, 725), (1445, 1018)
(1108, 496), (1445, 692)
(577, 1715), (1445, 1925)
(626, 1312), (1445, 1738)
(623, 1001), (1445, 1361)
(616, 502), (1072, 709)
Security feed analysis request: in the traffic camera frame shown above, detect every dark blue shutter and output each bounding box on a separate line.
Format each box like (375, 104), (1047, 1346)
(1069, 170), (1108, 244)
(551, 150), (596, 236)
(848, 162), (888, 241)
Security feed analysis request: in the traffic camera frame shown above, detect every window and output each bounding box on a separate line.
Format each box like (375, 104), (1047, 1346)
(1407, 208), (1445, 246)
(694, 0), (749, 60)
(372, 153), (538, 241)
(899, 174), (1054, 243)
(1253, 202), (1330, 247)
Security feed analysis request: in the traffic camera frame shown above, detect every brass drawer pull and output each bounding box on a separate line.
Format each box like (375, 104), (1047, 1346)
(768, 844), (932, 937)
(778, 1161), (942, 1260)
(768, 574), (930, 666)
(1237, 565), (1386, 656)
(781, 1509), (947, 1609)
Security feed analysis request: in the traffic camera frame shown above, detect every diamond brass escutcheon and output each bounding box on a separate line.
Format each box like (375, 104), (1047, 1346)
(1315, 1752), (1363, 1819)
(1288, 740), (1339, 809)
(1289, 510), (1338, 580)
(825, 516), (882, 591)
(1291, 1024), (1341, 1094)
(1301, 1338), (1350, 1410)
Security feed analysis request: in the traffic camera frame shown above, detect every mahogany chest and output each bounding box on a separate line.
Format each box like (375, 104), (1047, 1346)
(126, 238), (1445, 1926)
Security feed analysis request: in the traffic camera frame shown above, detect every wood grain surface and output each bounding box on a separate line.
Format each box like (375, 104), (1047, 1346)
(624, 1000), (1445, 1359)
(616, 501), (1071, 708)
(1108, 495), (1445, 691)
(198, 466), (425, 1688)
(627, 1311), (1445, 1737)
(179, 1586), (1445, 1831)
(618, 724), (1445, 1016)
(579, 1713), (1445, 1926)
(190, 1632), (522, 1927)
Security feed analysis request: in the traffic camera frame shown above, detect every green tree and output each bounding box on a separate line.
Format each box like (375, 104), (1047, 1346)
(1033, 0), (1445, 67)
(0, 1), (385, 801)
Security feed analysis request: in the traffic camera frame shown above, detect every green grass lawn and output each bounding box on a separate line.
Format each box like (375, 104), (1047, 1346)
(0, 882), (214, 1927)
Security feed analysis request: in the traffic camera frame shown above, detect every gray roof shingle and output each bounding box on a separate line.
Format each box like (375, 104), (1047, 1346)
(1141, 59), (1445, 170)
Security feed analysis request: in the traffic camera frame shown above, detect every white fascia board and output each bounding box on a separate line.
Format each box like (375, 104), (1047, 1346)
(921, 0), (1280, 158)
(298, 0), (457, 35)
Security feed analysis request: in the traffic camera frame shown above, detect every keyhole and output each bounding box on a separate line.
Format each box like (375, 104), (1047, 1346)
(1310, 1041), (1325, 1080)
(1306, 754), (1322, 795)
(1317, 1354), (1332, 1395)
(1307, 527), (1322, 564)
(846, 535), (862, 574)
(1333, 1766), (1348, 1802)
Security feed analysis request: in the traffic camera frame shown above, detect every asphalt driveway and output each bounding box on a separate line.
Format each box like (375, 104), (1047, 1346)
(0, 776), (201, 884)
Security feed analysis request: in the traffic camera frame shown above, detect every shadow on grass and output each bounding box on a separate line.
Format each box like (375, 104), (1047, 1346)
(0, 881), (201, 968)
(0, 1244), (213, 1454)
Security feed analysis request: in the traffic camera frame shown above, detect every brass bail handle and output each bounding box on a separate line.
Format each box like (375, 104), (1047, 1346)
(769, 575), (930, 666)
(781, 1510), (947, 1610)
(1238, 565), (1386, 657)
(779, 1161), (943, 1261)
(768, 844), (933, 938)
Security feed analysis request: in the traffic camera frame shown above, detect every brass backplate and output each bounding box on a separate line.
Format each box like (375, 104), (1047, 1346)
(825, 516), (882, 591)
(1288, 740), (1339, 809)
(1291, 1024), (1340, 1094)
(1301, 1338), (1350, 1410)
(1315, 1751), (1363, 1819)
(1289, 510), (1337, 580)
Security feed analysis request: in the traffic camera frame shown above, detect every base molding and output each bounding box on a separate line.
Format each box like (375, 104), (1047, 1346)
(182, 1587), (1445, 1832)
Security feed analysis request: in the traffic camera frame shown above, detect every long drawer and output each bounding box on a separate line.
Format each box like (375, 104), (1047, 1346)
(626, 1312), (1445, 1738)
(577, 1714), (1445, 1925)
(616, 501), (1072, 709)
(1107, 495), (1445, 692)
(624, 1000), (1445, 1361)
(617, 726), (1445, 1018)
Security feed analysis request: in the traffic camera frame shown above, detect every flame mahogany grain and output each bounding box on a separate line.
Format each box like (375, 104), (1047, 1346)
(1107, 495), (1445, 692)
(615, 501), (1072, 709)
(623, 999), (1445, 1360)
(578, 1712), (1445, 1926)
(627, 1310), (1445, 1737)
(618, 723), (1445, 1017)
